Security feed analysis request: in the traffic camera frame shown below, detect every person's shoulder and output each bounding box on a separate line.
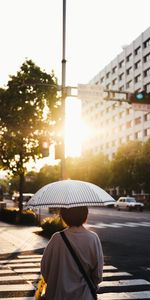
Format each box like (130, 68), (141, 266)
(84, 227), (99, 240)
(49, 231), (62, 244)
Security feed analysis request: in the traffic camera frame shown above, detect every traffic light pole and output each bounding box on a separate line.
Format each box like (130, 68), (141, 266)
(60, 0), (67, 180)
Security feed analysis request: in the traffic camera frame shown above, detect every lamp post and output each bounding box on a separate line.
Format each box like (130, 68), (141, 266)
(60, 0), (67, 180)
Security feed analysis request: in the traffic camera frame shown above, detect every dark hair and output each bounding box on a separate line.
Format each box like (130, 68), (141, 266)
(60, 206), (88, 227)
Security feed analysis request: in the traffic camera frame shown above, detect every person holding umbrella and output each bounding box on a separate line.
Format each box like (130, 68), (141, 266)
(41, 206), (104, 300)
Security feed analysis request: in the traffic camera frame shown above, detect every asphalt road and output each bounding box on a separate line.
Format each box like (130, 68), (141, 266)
(4, 200), (150, 280)
(87, 207), (150, 279)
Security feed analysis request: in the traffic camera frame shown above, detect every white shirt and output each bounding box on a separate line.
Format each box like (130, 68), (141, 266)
(41, 226), (104, 300)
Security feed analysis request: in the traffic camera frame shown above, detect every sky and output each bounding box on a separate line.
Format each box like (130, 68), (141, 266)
(0, 0), (150, 88)
(0, 0), (150, 162)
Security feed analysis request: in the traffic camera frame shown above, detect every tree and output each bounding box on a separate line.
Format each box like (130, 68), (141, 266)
(138, 138), (150, 192)
(110, 141), (142, 195)
(0, 59), (58, 211)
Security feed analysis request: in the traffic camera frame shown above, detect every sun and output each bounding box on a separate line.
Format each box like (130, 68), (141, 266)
(65, 98), (82, 157)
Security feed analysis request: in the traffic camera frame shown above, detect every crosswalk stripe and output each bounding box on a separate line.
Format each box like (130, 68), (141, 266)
(103, 265), (117, 270)
(0, 298), (33, 300)
(17, 255), (42, 259)
(5, 263), (40, 267)
(103, 272), (132, 278)
(13, 267), (40, 273)
(0, 274), (40, 282)
(0, 253), (149, 300)
(0, 270), (15, 274)
(0, 284), (35, 291)
(97, 291), (150, 299)
(99, 279), (150, 287)
(86, 221), (150, 229)
(0, 258), (41, 264)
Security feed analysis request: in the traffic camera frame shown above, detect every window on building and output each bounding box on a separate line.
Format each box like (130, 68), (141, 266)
(143, 38), (150, 49)
(144, 128), (150, 137)
(112, 78), (117, 86)
(144, 113), (150, 121)
(119, 73), (124, 81)
(126, 121), (132, 128)
(144, 68), (150, 77)
(126, 67), (132, 75)
(126, 80), (132, 89)
(126, 53), (132, 62)
(137, 131), (142, 139)
(134, 46), (141, 55)
(144, 83), (150, 92)
(112, 66), (117, 74)
(106, 83), (111, 89)
(100, 76), (104, 83)
(135, 117), (141, 125)
(134, 74), (141, 83)
(119, 85), (124, 91)
(143, 53), (150, 63)
(134, 60), (141, 70)
(106, 72), (110, 79)
(119, 60), (124, 68)
(126, 108), (130, 115)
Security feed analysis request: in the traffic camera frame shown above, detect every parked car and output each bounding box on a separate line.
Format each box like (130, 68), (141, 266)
(12, 193), (34, 207)
(22, 193), (34, 206)
(115, 196), (144, 211)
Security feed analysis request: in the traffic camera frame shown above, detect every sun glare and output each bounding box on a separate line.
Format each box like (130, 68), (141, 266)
(65, 98), (82, 157)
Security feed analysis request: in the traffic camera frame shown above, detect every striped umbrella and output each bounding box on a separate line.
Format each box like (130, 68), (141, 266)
(27, 180), (115, 209)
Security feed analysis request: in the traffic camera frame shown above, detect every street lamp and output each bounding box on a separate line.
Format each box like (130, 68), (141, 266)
(60, 0), (67, 180)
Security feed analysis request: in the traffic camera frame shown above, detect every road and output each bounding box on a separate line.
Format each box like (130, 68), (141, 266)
(36, 205), (150, 268)
(4, 200), (150, 270)
(1, 201), (150, 299)
(87, 207), (150, 276)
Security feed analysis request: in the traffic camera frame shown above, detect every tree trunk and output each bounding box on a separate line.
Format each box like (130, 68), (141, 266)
(19, 172), (24, 213)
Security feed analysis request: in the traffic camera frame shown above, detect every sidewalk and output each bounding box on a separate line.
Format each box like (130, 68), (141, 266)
(0, 221), (48, 255)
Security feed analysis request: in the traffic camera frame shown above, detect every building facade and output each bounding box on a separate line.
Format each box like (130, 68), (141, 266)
(82, 27), (150, 159)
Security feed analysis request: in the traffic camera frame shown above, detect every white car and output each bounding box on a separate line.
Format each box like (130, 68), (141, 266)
(115, 196), (144, 211)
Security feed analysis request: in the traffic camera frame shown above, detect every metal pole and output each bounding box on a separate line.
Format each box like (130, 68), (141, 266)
(61, 0), (67, 180)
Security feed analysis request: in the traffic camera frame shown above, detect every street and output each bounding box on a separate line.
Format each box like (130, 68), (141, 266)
(36, 205), (150, 272)
(87, 208), (150, 274)
(1, 202), (150, 299)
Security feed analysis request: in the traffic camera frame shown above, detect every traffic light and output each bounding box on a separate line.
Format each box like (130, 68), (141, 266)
(129, 91), (150, 104)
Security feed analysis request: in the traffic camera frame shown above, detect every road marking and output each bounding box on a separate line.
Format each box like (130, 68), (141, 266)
(13, 268), (40, 273)
(97, 291), (150, 299)
(0, 298), (33, 300)
(103, 265), (117, 270)
(100, 279), (150, 287)
(103, 272), (132, 278)
(0, 252), (150, 300)
(0, 284), (35, 291)
(86, 221), (150, 229)
(3, 263), (40, 268)
(17, 255), (42, 259)
(0, 269), (15, 274)
(0, 258), (41, 264)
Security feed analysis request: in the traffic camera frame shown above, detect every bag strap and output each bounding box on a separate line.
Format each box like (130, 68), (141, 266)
(60, 231), (97, 300)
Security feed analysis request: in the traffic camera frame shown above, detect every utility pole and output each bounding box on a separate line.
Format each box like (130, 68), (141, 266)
(60, 0), (67, 180)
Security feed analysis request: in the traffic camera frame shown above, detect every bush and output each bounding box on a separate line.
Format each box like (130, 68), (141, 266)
(0, 208), (38, 226)
(20, 209), (38, 225)
(41, 215), (67, 238)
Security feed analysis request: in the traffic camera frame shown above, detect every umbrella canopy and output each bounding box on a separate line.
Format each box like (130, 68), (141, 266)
(27, 180), (115, 209)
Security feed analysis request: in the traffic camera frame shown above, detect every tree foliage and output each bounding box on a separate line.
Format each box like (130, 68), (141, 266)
(0, 59), (58, 210)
